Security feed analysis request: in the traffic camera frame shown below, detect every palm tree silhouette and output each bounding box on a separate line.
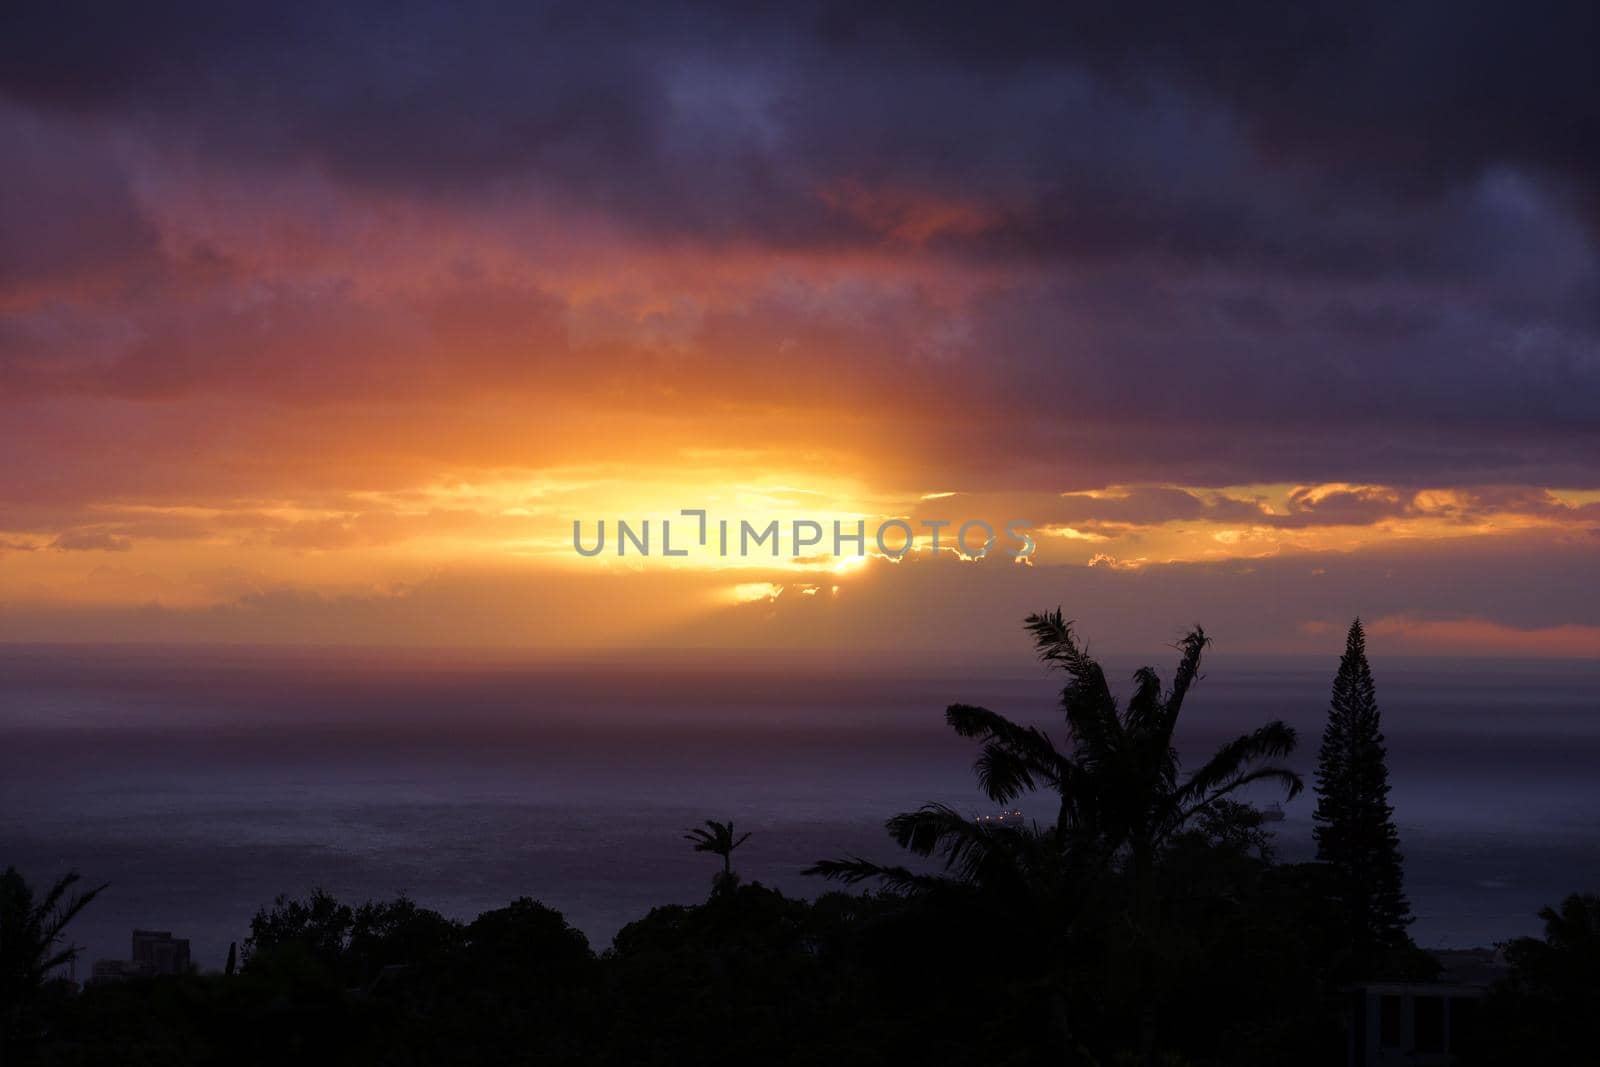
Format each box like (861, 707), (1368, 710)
(814, 611), (1301, 886)
(684, 819), (752, 891)
(0, 867), (105, 987)
(1, 867), (106, 1058)
(809, 611), (1302, 1063)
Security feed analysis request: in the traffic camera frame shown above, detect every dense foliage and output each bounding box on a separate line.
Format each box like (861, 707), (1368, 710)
(1462, 893), (1600, 1065)
(0, 868), (104, 1064)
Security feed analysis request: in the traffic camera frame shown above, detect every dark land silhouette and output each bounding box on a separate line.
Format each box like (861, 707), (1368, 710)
(3, 616), (1596, 1066)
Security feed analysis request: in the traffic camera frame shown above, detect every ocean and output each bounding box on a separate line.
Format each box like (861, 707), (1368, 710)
(2, 645), (1597, 973)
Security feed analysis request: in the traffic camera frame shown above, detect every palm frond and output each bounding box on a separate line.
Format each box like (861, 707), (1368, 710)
(1021, 611), (1122, 758)
(946, 704), (1057, 757)
(0, 867), (106, 983)
(684, 819), (748, 856)
(888, 803), (988, 857)
(1125, 665), (1165, 733)
(1024, 609), (1099, 682)
(1175, 766), (1304, 828)
(973, 742), (1041, 802)
(1163, 626), (1210, 733)
(35, 870), (77, 920)
(803, 858), (947, 893)
(948, 703), (1064, 799)
(39, 872), (105, 946)
(1176, 722), (1300, 805)
(1164, 723), (1303, 839)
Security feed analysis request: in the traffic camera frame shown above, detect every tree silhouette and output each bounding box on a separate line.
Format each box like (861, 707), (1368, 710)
(0, 867), (104, 988)
(813, 611), (1301, 888)
(243, 887), (354, 975)
(1312, 618), (1410, 972)
(810, 611), (1302, 1063)
(1, 867), (106, 1060)
(684, 819), (752, 892)
(1473, 893), (1600, 1063)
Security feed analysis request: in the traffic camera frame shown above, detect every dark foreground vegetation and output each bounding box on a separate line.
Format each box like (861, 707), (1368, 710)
(4, 616), (1596, 1066)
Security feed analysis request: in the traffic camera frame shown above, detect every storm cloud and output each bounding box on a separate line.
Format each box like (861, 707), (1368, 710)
(1, 1), (1596, 651)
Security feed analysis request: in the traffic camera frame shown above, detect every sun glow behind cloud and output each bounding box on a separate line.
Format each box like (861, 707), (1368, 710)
(3, 13), (1597, 656)
(5, 471), (1596, 607)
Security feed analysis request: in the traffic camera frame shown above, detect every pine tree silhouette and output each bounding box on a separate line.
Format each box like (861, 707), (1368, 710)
(1313, 619), (1411, 971)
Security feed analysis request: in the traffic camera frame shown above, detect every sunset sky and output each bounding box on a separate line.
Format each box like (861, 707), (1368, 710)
(2, 3), (1597, 657)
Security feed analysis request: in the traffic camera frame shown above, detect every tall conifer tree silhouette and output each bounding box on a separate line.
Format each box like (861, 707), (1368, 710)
(1313, 619), (1411, 969)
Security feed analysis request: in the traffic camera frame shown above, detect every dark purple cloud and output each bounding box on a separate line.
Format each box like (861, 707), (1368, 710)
(4, 1), (1595, 242)
(1, 0), (1596, 490)
(0, 106), (160, 289)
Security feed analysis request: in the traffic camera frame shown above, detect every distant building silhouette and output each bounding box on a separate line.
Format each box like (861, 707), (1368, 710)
(89, 929), (191, 984)
(132, 929), (190, 974)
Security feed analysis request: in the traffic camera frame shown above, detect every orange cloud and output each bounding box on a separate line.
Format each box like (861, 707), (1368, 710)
(1363, 615), (1600, 659)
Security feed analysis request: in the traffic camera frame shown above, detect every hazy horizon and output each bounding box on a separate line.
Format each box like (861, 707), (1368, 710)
(5, 645), (1596, 971)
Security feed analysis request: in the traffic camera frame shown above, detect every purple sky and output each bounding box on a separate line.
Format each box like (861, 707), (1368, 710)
(1, 2), (1597, 657)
